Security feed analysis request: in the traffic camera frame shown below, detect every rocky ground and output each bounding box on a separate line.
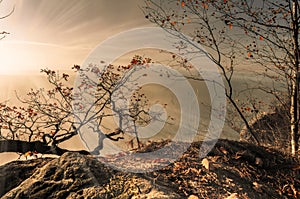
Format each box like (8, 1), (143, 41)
(0, 139), (299, 199)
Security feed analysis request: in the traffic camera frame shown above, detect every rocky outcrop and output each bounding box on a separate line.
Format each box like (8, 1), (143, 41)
(0, 157), (51, 197)
(0, 139), (299, 198)
(0, 152), (180, 199)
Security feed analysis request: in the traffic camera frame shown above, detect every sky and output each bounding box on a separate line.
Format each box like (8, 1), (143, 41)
(0, 0), (150, 74)
(0, 0), (153, 164)
(0, 0), (275, 164)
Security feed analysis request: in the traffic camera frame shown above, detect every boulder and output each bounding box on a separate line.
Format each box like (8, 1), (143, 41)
(0, 152), (180, 199)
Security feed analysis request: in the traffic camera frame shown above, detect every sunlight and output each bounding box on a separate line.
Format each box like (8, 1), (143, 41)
(0, 0), (93, 75)
(0, 42), (23, 74)
(0, 40), (88, 74)
(0, 41), (54, 74)
(0, 0), (147, 75)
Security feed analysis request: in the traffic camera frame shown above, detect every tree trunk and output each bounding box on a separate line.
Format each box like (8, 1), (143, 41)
(291, 0), (299, 156)
(291, 74), (299, 156)
(134, 121), (141, 149)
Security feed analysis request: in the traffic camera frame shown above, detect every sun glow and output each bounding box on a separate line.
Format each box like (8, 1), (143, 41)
(0, 41), (39, 74)
(0, 0), (148, 74)
(0, 40), (90, 74)
(0, 0), (94, 74)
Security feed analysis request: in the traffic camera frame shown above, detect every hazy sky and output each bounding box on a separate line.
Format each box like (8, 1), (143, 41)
(0, 0), (150, 74)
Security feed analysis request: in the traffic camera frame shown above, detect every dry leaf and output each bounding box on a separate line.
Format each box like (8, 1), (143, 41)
(290, 184), (297, 198)
(210, 155), (221, 162)
(234, 150), (247, 159)
(236, 150), (247, 155)
(253, 182), (259, 187)
(188, 195), (199, 199)
(234, 155), (242, 160)
(225, 193), (238, 199)
(226, 178), (233, 183)
(255, 157), (263, 166)
(219, 147), (228, 155)
(201, 158), (210, 170)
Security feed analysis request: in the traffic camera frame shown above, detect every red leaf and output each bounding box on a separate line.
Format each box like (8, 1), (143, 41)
(245, 107), (251, 111)
(201, 3), (209, 9)
(259, 36), (264, 40)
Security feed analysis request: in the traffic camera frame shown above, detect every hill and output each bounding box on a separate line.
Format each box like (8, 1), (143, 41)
(0, 139), (299, 198)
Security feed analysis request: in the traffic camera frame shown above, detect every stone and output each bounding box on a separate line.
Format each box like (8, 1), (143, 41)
(0, 152), (180, 198)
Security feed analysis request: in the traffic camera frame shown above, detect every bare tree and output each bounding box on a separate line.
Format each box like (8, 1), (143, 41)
(143, 0), (260, 145)
(0, 56), (155, 157)
(143, 0), (299, 155)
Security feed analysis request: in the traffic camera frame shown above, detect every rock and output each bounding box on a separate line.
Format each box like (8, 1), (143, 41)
(0, 157), (51, 197)
(0, 139), (299, 198)
(1, 152), (180, 199)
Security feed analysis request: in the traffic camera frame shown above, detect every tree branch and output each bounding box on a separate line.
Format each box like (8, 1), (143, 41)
(0, 140), (89, 156)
